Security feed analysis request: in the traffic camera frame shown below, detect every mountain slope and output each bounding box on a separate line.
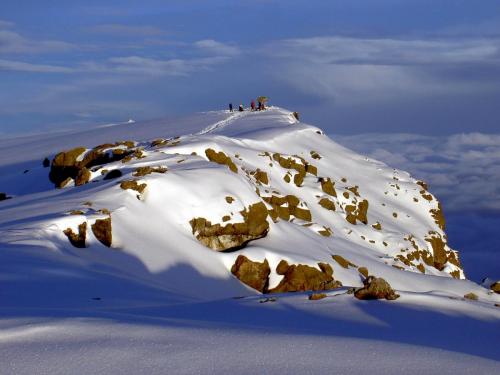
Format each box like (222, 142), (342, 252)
(0, 107), (499, 374)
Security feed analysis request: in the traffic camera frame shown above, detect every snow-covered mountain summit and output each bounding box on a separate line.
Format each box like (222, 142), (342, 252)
(1, 106), (488, 303)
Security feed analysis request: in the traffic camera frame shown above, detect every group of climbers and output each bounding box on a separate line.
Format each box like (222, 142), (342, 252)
(229, 96), (268, 112)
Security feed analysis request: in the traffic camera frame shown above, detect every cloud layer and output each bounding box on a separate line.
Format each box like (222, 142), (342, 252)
(335, 132), (500, 213)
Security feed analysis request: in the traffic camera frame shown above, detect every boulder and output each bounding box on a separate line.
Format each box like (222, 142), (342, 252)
(103, 169), (123, 180)
(490, 281), (500, 294)
(0, 193), (11, 201)
(91, 218), (112, 247)
(354, 276), (399, 300)
(269, 260), (342, 293)
(190, 202), (269, 252)
(63, 222), (87, 248)
(231, 255), (270, 293)
(309, 293), (327, 301)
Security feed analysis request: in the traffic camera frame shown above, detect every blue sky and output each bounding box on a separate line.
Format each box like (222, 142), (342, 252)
(1, 0), (500, 135)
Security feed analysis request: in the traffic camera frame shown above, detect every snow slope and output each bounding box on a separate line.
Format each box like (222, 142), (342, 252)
(0, 107), (499, 374)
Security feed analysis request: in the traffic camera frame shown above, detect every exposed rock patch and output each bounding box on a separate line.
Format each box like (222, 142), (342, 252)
(205, 148), (238, 173)
(133, 166), (167, 177)
(49, 145), (134, 188)
(190, 202), (269, 251)
(345, 199), (369, 225)
(91, 218), (112, 247)
(269, 260), (342, 293)
(263, 194), (312, 222)
(0, 193), (11, 201)
(489, 281), (500, 294)
(103, 169), (122, 180)
(309, 293), (327, 300)
(320, 178), (337, 197)
(231, 255), (270, 293)
(332, 254), (357, 269)
(464, 292), (478, 301)
(354, 276), (399, 300)
(63, 222), (87, 248)
(120, 180), (147, 194)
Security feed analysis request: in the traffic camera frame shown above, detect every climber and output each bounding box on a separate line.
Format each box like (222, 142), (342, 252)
(250, 100), (256, 111)
(229, 103), (233, 112)
(238, 104), (244, 112)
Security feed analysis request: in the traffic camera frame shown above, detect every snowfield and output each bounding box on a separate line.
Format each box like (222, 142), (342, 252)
(0, 107), (499, 374)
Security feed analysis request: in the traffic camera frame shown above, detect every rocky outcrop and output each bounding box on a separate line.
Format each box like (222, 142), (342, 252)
(205, 148), (238, 173)
(0, 193), (11, 201)
(464, 292), (478, 301)
(263, 194), (312, 222)
(269, 260), (342, 293)
(489, 281), (500, 294)
(91, 218), (112, 247)
(103, 169), (123, 180)
(63, 222), (87, 248)
(120, 180), (147, 194)
(133, 166), (168, 177)
(345, 199), (369, 225)
(231, 255), (270, 293)
(49, 145), (134, 188)
(354, 276), (399, 300)
(332, 254), (357, 269)
(309, 293), (327, 300)
(190, 202), (269, 251)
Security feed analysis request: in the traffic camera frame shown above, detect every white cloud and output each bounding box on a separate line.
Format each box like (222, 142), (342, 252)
(0, 29), (75, 54)
(262, 36), (500, 105)
(0, 59), (74, 73)
(194, 39), (241, 57)
(335, 132), (500, 213)
(0, 20), (14, 29)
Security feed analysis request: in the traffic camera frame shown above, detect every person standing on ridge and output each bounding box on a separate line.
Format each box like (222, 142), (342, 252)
(251, 100), (256, 111)
(229, 103), (233, 112)
(238, 104), (244, 112)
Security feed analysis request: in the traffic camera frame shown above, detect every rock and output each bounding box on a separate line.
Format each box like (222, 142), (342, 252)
(269, 260), (342, 293)
(190, 202), (269, 252)
(320, 177), (337, 197)
(49, 145), (133, 188)
(75, 167), (91, 186)
(231, 255), (270, 293)
(120, 180), (147, 194)
(358, 267), (369, 278)
(354, 276), (400, 300)
(0, 193), (11, 201)
(309, 293), (327, 300)
(332, 254), (357, 269)
(42, 158), (50, 168)
(63, 222), (87, 248)
(318, 197), (336, 211)
(464, 292), (478, 301)
(91, 218), (112, 247)
(133, 166), (167, 177)
(345, 199), (369, 225)
(490, 281), (500, 294)
(205, 148), (238, 173)
(103, 169), (123, 180)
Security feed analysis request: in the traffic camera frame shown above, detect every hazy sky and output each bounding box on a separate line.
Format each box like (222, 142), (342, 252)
(1, 0), (500, 135)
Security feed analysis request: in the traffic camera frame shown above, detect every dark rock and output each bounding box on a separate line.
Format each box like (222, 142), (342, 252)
(103, 169), (123, 180)
(490, 281), (500, 294)
(0, 193), (11, 201)
(354, 276), (399, 300)
(63, 222), (87, 248)
(43, 157), (50, 168)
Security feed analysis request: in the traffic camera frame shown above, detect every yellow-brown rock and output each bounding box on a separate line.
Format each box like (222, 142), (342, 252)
(231, 255), (270, 293)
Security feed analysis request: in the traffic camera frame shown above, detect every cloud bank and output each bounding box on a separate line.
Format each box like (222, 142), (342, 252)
(335, 132), (500, 213)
